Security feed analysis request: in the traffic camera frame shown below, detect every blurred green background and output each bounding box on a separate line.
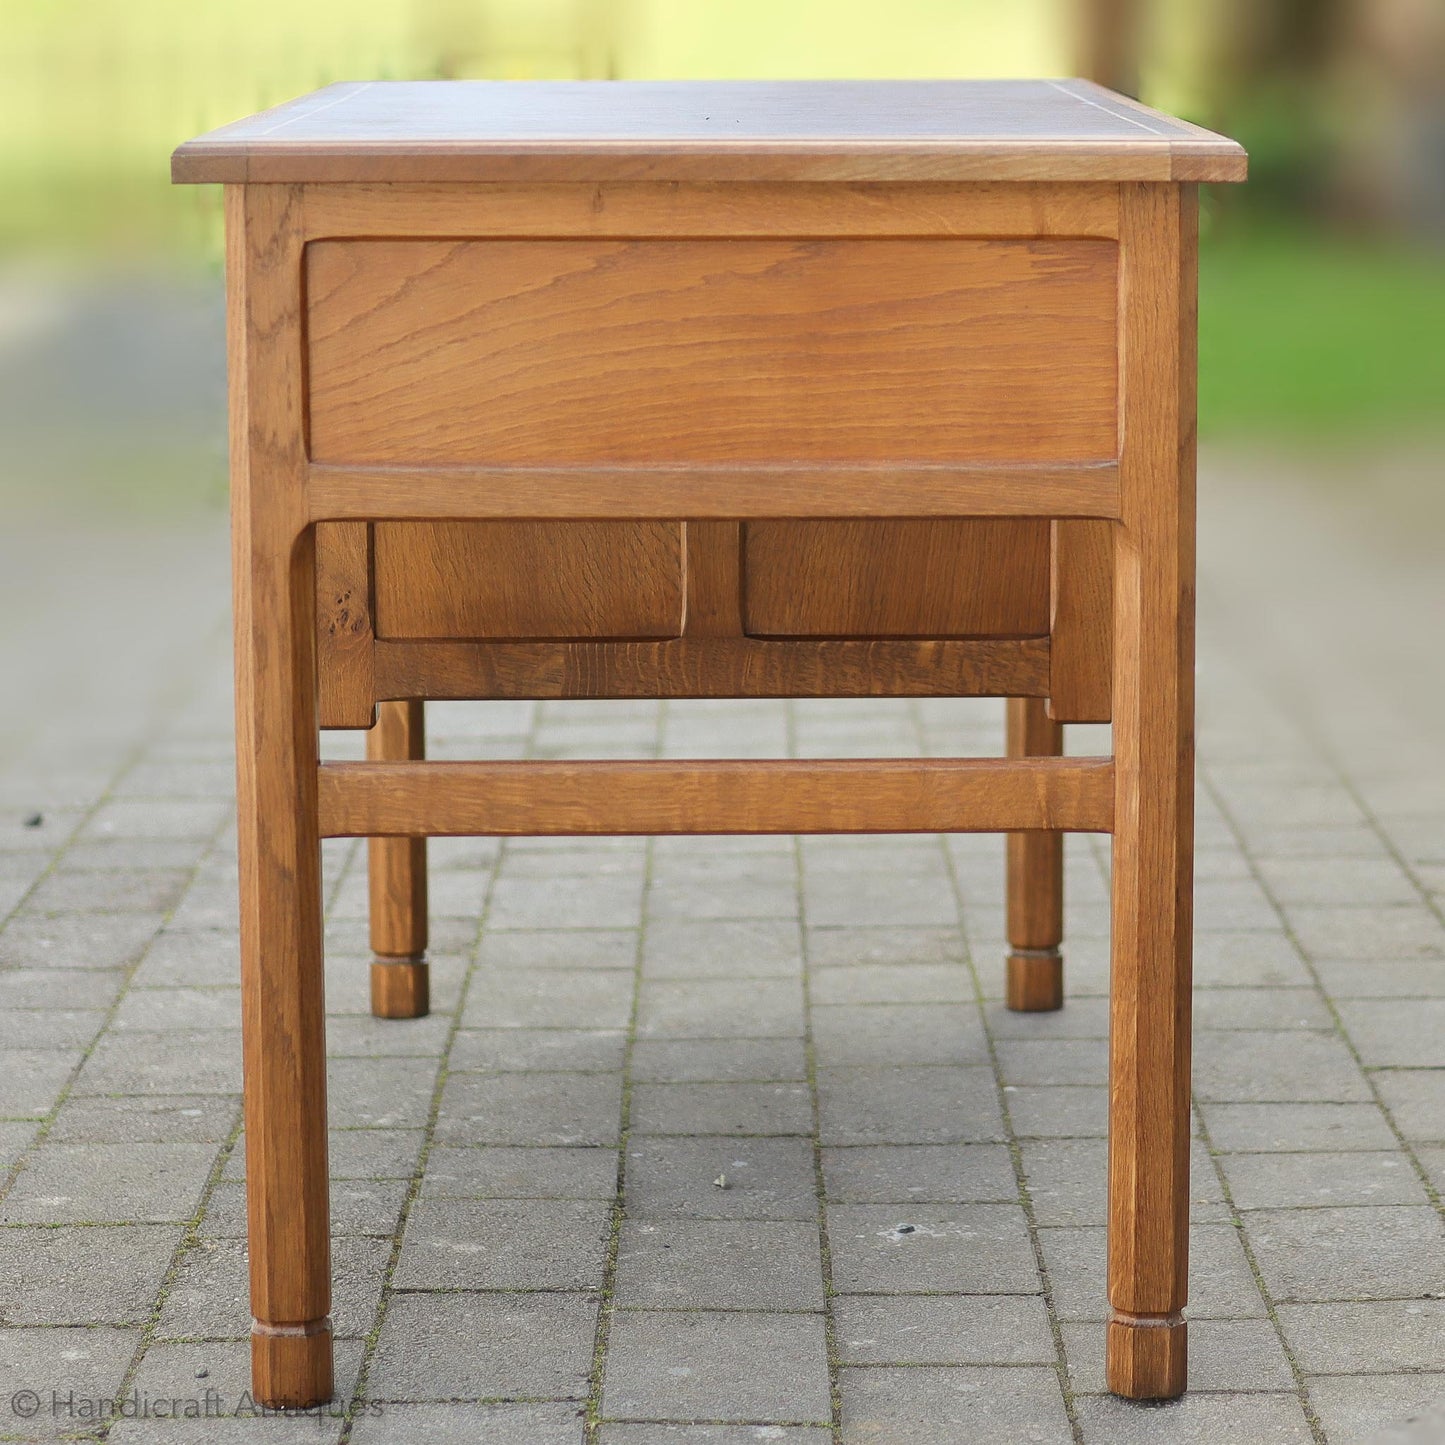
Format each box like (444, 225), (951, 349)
(0, 0), (1441, 521)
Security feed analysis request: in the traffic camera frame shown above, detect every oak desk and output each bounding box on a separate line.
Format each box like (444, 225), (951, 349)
(173, 79), (1245, 1409)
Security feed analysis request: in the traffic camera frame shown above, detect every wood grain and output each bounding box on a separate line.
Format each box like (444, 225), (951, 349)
(372, 637), (1051, 702)
(228, 183), (333, 1409)
(1006, 697), (1065, 1011)
(1105, 181), (1197, 1401)
(744, 521), (1049, 639)
(301, 180), (1122, 242)
(306, 461), (1123, 523)
(172, 80), (1247, 185)
(373, 521), (684, 640)
(317, 757), (1115, 838)
(1049, 518), (1115, 722)
(305, 237), (1118, 467)
(314, 521), (375, 729)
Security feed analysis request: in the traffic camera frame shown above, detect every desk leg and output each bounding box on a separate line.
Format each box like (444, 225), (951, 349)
(1106, 182), (1196, 1400)
(1005, 698), (1064, 1010)
(230, 181), (333, 1409)
(234, 526), (333, 1408)
(368, 700), (429, 1018)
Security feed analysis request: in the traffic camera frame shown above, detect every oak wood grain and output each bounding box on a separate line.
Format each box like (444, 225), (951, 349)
(1049, 518), (1115, 722)
(317, 757), (1116, 838)
(1006, 697), (1065, 1011)
(372, 636), (1051, 702)
(743, 521), (1049, 639)
(228, 183), (333, 1408)
(373, 521), (684, 640)
(1105, 181), (1198, 1401)
(314, 521), (375, 729)
(305, 237), (1118, 467)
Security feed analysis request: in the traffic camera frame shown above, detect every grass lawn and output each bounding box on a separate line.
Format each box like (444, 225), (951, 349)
(1198, 220), (1445, 440)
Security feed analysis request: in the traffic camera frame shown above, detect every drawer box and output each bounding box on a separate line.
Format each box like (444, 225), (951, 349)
(305, 237), (1118, 466)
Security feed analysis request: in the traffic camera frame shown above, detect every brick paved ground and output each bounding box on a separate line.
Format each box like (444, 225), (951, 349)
(1, 289), (1443, 1444)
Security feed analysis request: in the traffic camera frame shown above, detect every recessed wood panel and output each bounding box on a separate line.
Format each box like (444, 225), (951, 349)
(743, 520), (1050, 638)
(306, 237), (1117, 466)
(373, 521), (683, 640)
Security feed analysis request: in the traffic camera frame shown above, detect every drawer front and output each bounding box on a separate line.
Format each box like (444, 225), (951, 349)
(373, 521), (683, 641)
(742, 519), (1049, 638)
(306, 237), (1117, 465)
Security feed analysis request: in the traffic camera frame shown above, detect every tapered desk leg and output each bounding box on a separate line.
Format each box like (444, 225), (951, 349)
(1106, 182), (1197, 1401)
(1005, 697), (1064, 1011)
(368, 699), (429, 1019)
(230, 182), (333, 1408)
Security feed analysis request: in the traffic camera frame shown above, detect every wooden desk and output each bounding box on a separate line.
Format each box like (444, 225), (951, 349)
(173, 79), (1245, 1410)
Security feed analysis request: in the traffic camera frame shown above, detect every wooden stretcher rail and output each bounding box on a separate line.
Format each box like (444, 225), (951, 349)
(316, 757), (1116, 838)
(306, 462), (1122, 522)
(372, 636), (1052, 702)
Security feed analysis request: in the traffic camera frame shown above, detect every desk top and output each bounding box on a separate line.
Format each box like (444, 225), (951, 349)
(172, 79), (1245, 186)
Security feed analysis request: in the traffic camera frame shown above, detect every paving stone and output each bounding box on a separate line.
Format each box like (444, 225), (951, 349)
(1258, 856), (1421, 905)
(0, 968), (123, 1011)
(1373, 1070), (1445, 1143)
(0, 1325), (141, 1437)
(435, 1072), (622, 1146)
(816, 1066), (1003, 1145)
(478, 928), (638, 971)
(631, 1082), (812, 1137)
(1192, 988), (1334, 1032)
(1220, 1150), (1428, 1209)
(642, 919), (803, 979)
(111, 987), (239, 1033)
(1337, 998), (1445, 1067)
(1244, 1205), (1445, 1302)
(421, 1146), (618, 1201)
(489, 874), (645, 930)
(834, 1294), (1055, 1365)
(1192, 1030), (1371, 1103)
(1063, 1316), (1294, 1394)
(636, 978), (804, 1040)
(994, 1038), (1107, 1088)
(1278, 1298), (1445, 1373)
(327, 1056), (440, 1129)
(838, 1365), (1069, 1445)
(1290, 906), (1445, 961)
(1071, 1392), (1314, 1443)
(625, 1137), (816, 1219)
(1313, 957), (1445, 998)
(352, 1401), (587, 1444)
(805, 927), (964, 969)
(599, 1428), (830, 1445)
(808, 965), (971, 1006)
(368, 1292), (596, 1401)
(602, 1310), (830, 1423)
(821, 1143), (1017, 1204)
(1199, 1101), (1400, 1153)
(0, 913), (163, 970)
(449, 1028), (627, 1074)
(1006, 1085), (1108, 1138)
(630, 1038), (806, 1084)
(1038, 1224), (1266, 1322)
(985, 995), (1111, 1039)
(2, 1141), (217, 1224)
(1190, 932), (1315, 989)
(0, 1048), (82, 1116)
(1021, 1138), (1225, 1226)
(1308, 1373), (1445, 1445)
(810, 1004), (985, 1068)
(73, 1030), (241, 1097)
(463, 969), (635, 1031)
(155, 1235), (389, 1340)
(827, 1203), (1037, 1293)
(0, 1225), (176, 1325)
(615, 1218), (823, 1310)
(23, 868), (191, 915)
(395, 1198), (611, 1289)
